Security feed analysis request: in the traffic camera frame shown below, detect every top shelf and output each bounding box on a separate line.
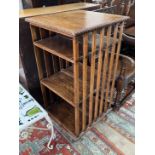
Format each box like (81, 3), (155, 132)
(34, 35), (75, 63)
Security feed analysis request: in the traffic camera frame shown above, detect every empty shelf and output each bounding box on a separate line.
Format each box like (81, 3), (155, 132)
(34, 36), (74, 63)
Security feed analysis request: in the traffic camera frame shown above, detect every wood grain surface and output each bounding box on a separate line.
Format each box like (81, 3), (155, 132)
(20, 2), (100, 18)
(26, 10), (129, 37)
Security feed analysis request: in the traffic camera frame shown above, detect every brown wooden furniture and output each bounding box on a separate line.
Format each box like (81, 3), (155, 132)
(124, 26), (135, 37)
(91, 5), (135, 109)
(114, 54), (135, 109)
(19, 2), (99, 18)
(21, 0), (81, 9)
(26, 10), (128, 137)
(110, 0), (134, 16)
(19, 3), (100, 103)
(110, 0), (135, 36)
(94, 5), (117, 13)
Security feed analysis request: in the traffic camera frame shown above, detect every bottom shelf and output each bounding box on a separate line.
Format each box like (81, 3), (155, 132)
(47, 99), (82, 136)
(46, 95), (107, 136)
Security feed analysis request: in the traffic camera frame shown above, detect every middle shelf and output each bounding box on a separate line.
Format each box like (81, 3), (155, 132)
(41, 63), (95, 107)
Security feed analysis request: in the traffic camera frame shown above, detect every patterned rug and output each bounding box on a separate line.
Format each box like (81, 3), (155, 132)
(19, 94), (135, 155)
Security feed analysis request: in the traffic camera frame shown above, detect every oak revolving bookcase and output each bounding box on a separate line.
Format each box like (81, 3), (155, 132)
(26, 10), (129, 137)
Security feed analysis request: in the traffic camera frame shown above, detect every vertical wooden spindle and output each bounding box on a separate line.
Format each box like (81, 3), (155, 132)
(66, 61), (70, 68)
(82, 33), (88, 130)
(126, 0), (131, 16)
(59, 57), (62, 70)
(94, 28), (104, 120)
(39, 28), (51, 77)
(73, 37), (80, 136)
(53, 55), (60, 72)
(109, 22), (124, 107)
(99, 26), (112, 115)
(89, 30), (96, 125)
(104, 24), (119, 112)
(121, 1), (125, 15)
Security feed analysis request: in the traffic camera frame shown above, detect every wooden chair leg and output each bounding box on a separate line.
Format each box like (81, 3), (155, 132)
(114, 77), (124, 110)
(113, 67), (126, 110)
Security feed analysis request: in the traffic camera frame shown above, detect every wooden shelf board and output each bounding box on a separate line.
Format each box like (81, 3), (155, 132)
(41, 64), (90, 107)
(41, 71), (75, 107)
(48, 100), (76, 136)
(34, 36), (74, 63)
(62, 63), (97, 88)
(41, 63), (96, 106)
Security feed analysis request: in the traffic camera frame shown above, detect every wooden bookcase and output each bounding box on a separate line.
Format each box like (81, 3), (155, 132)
(19, 3), (100, 103)
(26, 10), (129, 137)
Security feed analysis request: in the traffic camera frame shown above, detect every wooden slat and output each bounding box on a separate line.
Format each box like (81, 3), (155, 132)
(59, 57), (62, 70)
(52, 55), (60, 73)
(89, 30), (97, 125)
(39, 28), (52, 77)
(30, 25), (48, 107)
(94, 28), (104, 120)
(59, 57), (63, 70)
(49, 31), (56, 37)
(109, 22), (124, 107)
(104, 24), (119, 112)
(66, 61), (70, 68)
(82, 33), (88, 130)
(50, 54), (55, 73)
(99, 26), (112, 115)
(73, 37), (80, 136)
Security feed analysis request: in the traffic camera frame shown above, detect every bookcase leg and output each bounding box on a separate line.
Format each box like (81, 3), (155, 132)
(30, 25), (48, 108)
(82, 33), (88, 131)
(73, 37), (80, 136)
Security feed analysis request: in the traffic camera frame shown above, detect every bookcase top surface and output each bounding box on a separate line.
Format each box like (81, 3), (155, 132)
(26, 10), (129, 37)
(20, 2), (100, 18)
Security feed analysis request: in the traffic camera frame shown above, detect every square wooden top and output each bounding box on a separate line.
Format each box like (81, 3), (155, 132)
(19, 2), (100, 19)
(26, 10), (129, 37)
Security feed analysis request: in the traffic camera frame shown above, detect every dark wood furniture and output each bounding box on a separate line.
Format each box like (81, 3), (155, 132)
(114, 54), (135, 109)
(19, 3), (100, 103)
(110, 0), (134, 16)
(93, 0), (135, 36)
(124, 26), (135, 37)
(94, 5), (117, 13)
(19, 2), (99, 18)
(22, 0), (81, 9)
(26, 10), (128, 137)
(110, 0), (135, 37)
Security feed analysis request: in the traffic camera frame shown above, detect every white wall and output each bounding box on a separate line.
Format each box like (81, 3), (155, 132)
(19, 0), (23, 10)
